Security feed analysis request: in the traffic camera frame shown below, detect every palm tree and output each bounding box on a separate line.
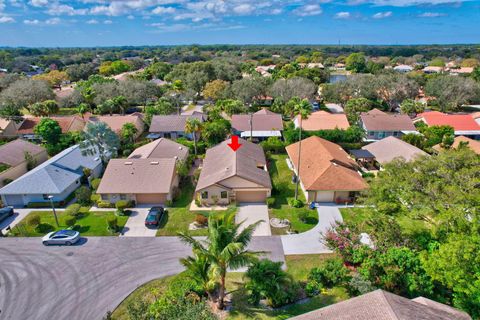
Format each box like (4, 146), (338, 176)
(292, 98), (311, 200)
(76, 103), (90, 120)
(178, 212), (263, 310)
(185, 118), (203, 156)
(180, 253), (216, 301)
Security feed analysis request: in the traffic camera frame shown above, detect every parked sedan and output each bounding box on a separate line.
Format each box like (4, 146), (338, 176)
(145, 207), (165, 227)
(0, 206), (14, 223)
(42, 230), (80, 246)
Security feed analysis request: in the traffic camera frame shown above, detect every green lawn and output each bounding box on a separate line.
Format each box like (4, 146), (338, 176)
(156, 180), (236, 236)
(340, 207), (429, 236)
(285, 254), (338, 282)
(11, 208), (127, 237)
(268, 154), (318, 235)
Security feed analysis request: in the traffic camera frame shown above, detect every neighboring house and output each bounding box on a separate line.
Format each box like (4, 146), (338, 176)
(97, 138), (188, 204)
(0, 139), (48, 187)
(433, 135), (480, 155)
(360, 109), (417, 141)
(423, 66), (444, 74)
(88, 114), (144, 138)
(0, 145), (102, 207)
(231, 108), (284, 141)
(0, 119), (23, 138)
(450, 67), (474, 75)
(17, 116), (86, 139)
(286, 136), (368, 203)
(471, 112), (480, 126)
(414, 111), (480, 140)
(294, 111), (350, 131)
(291, 289), (471, 320)
(255, 65), (275, 77)
(361, 136), (428, 166)
(195, 137), (272, 205)
(149, 112), (205, 140)
(393, 65), (414, 73)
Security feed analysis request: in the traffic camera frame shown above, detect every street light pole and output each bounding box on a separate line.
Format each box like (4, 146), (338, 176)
(48, 195), (59, 227)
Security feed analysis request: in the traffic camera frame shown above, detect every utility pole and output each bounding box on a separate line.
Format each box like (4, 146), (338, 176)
(249, 113), (253, 142)
(48, 195), (59, 227)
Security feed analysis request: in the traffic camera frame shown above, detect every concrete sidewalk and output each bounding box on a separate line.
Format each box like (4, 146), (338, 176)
(281, 204), (343, 255)
(236, 203), (271, 236)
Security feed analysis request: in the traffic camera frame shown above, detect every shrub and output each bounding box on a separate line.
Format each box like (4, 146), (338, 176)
(298, 211), (309, 222)
(91, 178), (101, 190)
(165, 200), (173, 207)
(307, 258), (351, 289)
(65, 203), (81, 217)
(195, 214), (208, 226)
(115, 200), (129, 213)
(97, 201), (115, 208)
(362, 172), (375, 179)
(65, 216), (76, 228)
(260, 137), (285, 154)
(106, 216), (118, 232)
(27, 215), (41, 227)
(90, 194), (101, 203)
(288, 198), (304, 208)
(346, 273), (376, 296)
(266, 197), (275, 208)
(245, 259), (298, 307)
(305, 279), (322, 297)
(75, 186), (92, 206)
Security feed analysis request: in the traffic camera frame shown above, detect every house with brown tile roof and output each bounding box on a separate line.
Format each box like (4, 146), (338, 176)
(0, 119), (22, 138)
(16, 116), (86, 138)
(88, 114), (144, 139)
(195, 137), (271, 205)
(0, 139), (48, 187)
(231, 108), (283, 141)
(362, 136), (428, 166)
(97, 138), (188, 205)
(291, 289), (471, 320)
(433, 136), (480, 155)
(360, 109), (417, 141)
(294, 111), (350, 131)
(286, 136), (367, 203)
(149, 112), (205, 140)
(415, 111), (480, 139)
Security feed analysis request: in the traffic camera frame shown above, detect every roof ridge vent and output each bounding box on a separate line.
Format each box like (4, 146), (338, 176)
(150, 161), (159, 165)
(124, 161), (133, 165)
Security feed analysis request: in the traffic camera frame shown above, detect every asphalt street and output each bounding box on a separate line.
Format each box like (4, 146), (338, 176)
(0, 236), (284, 320)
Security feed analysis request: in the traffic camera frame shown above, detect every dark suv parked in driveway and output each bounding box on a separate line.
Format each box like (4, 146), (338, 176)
(0, 207), (14, 223)
(145, 207), (165, 227)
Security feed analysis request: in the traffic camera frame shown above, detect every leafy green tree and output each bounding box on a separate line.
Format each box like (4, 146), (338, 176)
(270, 77), (316, 102)
(34, 118), (62, 145)
(425, 75), (480, 111)
(178, 211), (261, 309)
(144, 97), (176, 125)
(184, 118), (203, 156)
(292, 99), (311, 200)
(346, 53), (367, 73)
(76, 103), (90, 119)
(215, 99), (246, 116)
(80, 121), (120, 165)
(120, 122), (138, 145)
(143, 61), (173, 80)
(344, 98), (377, 123)
(28, 100), (59, 117)
(472, 67), (480, 82)
(202, 119), (231, 147)
(308, 258), (351, 288)
(202, 80), (229, 101)
(0, 79), (54, 109)
(400, 99), (425, 115)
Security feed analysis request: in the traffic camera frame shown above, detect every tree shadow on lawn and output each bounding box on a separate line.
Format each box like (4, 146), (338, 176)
(157, 212), (169, 229)
(73, 225), (91, 233)
(36, 223), (55, 234)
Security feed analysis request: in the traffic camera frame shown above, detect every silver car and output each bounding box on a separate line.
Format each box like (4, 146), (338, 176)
(42, 230), (80, 246)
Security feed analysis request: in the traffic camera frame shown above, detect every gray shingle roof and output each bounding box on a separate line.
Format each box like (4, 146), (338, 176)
(362, 136), (428, 165)
(360, 109), (416, 132)
(231, 111), (283, 132)
(0, 139), (45, 166)
(196, 138), (271, 191)
(128, 138), (188, 161)
(149, 113), (205, 133)
(291, 290), (471, 320)
(0, 145), (101, 195)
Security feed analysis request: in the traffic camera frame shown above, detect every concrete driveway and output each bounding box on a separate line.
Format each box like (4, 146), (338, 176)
(120, 208), (158, 237)
(0, 236), (284, 320)
(236, 203), (271, 236)
(281, 204), (343, 255)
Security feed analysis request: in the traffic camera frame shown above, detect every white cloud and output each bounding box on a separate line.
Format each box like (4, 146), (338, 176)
(364, 0), (467, 6)
(418, 12), (446, 17)
(293, 4), (322, 16)
(24, 19), (40, 25)
(104, 19), (113, 24)
(45, 17), (61, 25)
(29, 0), (48, 7)
(373, 11), (392, 18)
(271, 8), (283, 15)
(127, 15), (135, 19)
(86, 19), (98, 24)
(233, 4), (254, 15)
(47, 4), (88, 16)
(335, 11), (351, 19)
(0, 16), (15, 23)
(152, 6), (175, 14)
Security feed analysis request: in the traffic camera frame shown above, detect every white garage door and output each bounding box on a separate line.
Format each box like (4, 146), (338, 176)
(315, 191), (335, 202)
(236, 191), (267, 203)
(4, 195), (24, 207)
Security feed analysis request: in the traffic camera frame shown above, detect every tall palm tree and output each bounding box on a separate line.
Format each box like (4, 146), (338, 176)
(180, 253), (216, 301)
(185, 118), (203, 156)
(178, 212), (263, 310)
(292, 99), (311, 200)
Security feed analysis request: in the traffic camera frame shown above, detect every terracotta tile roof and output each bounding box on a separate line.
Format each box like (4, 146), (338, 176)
(286, 136), (367, 191)
(97, 158), (176, 194)
(296, 111), (350, 131)
(415, 111), (480, 131)
(88, 114), (144, 135)
(196, 137), (271, 191)
(362, 136), (428, 164)
(232, 111), (283, 132)
(149, 113), (205, 133)
(471, 112), (480, 120)
(433, 136), (480, 155)
(291, 290), (471, 320)
(0, 139), (45, 166)
(361, 109), (416, 132)
(128, 138), (188, 161)
(17, 116), (86, 135)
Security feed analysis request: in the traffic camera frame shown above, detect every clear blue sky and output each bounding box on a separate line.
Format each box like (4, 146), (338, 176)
(0, 0), (479, 47)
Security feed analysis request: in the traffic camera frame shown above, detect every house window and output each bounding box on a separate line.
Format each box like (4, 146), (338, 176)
(43, 194), (49, 200)
(393, 131), (399, 137)
(120, 194), (127, 200)
(201, 191), (208, 199)
(220, 191), (228, 199)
